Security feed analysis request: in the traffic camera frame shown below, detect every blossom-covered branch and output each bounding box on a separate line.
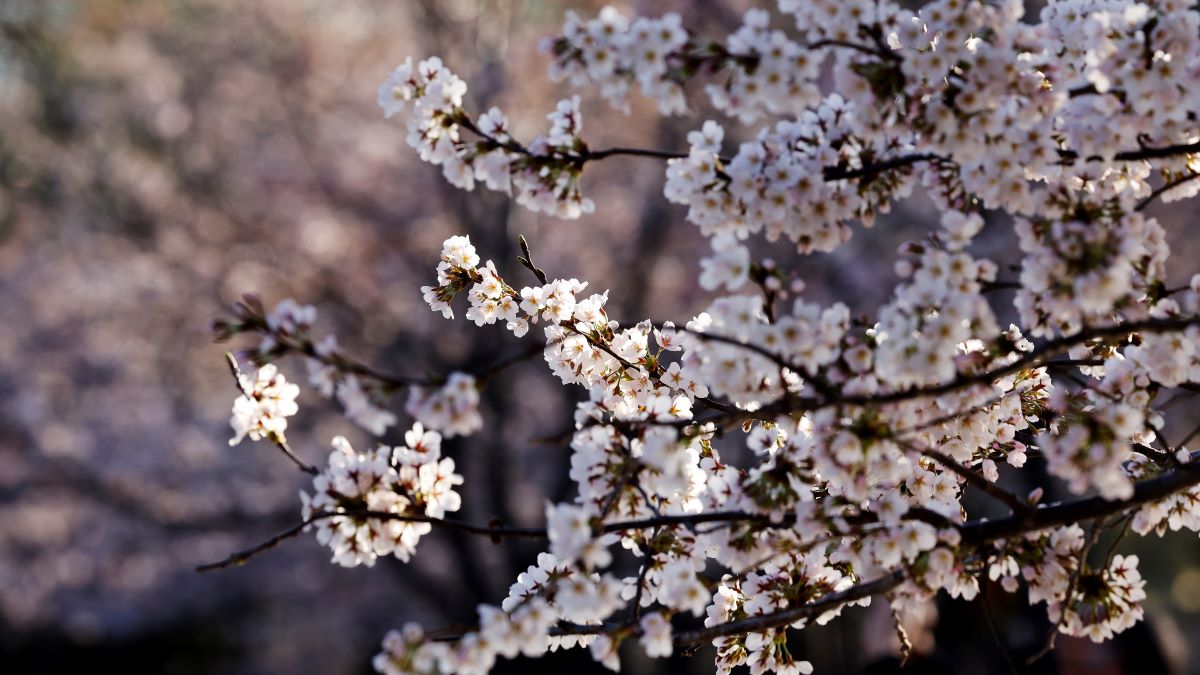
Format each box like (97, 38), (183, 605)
(207, 0), (1200, 673)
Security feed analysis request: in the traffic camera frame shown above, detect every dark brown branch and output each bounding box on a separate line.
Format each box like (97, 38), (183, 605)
(823, 153), (943, 181)
(921, 446), (1032, 517)
(807, 317), (1200, 411)
(286, 338), (430, 389)
(961, 455), (1200, 545)
(195, 509), (549, 572)
(1051, 139), (1200, 169)
(196, 504), (950, 573)
(196, 519), (311, 572)
(808, 38), (898, 61)
(674, 569), (906, 646)
(1136, 171), (1200, 211)
(581, 146), (691, 162)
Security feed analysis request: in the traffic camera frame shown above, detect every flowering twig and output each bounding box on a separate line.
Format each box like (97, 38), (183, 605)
(961, 452), (1200, 545)
(1136, 171), (1200, 211)
(920, 446), (1032, 517)
(225, 352), (318, 475)
(797, 317), (1200, 411)
(674, 569), (907, 648)
(1026, 519), (1102, 665)
(979, 583), (1020, 675)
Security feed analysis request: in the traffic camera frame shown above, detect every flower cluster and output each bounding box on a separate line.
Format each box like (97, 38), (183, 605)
(1014, 197), (1168, 338)
(1060, 554), (1147, 643)
(379, 58), (595, 218)
(664, 100), (916, 254)
(228, 363), (300, 446)
(405, 373), (483, 439)
(875, 217), (999, 389)
(542, 7), (690, 115)
(219, 297), (398, 436)
(300, 430), (463, 567)
(989, 524), (1085, 615)
(1131, 454), (1200, 536)
(375, 552), (626, 674)
(705, 554), (861, 675)
(1040, 355), (1156, 501)
(209, 1), (1200, 673)
(422, 236), (702, 427)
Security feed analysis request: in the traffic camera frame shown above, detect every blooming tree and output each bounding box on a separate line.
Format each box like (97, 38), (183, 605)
(206, 1), (1200, 673)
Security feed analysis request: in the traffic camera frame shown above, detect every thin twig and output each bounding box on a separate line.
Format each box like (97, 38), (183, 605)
(517, 234), (549, 285)
(195, 509), (549, 572)
(196, 519), (310, 572)
(1136, 171), (1200, 211)
(674, 569), (907, 647)
(225, 352), (318, 475)
(1102, 513), (1135, 568)
(271, 434), (320, 476)
(1026, 519), (1102, 665)
(921, 446), (1032, 517)
(979, 581), (1020, 675)
(630, 557), (653, 622)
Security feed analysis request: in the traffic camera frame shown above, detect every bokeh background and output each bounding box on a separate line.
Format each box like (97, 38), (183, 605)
(2, 1), (1200, 673)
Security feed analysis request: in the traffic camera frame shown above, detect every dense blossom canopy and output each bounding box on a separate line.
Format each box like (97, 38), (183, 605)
(211, 1), (1200, 673)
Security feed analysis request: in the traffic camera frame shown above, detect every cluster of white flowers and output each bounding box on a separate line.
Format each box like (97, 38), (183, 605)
(542, 5), (866, 123)
(541, 7), (690, 115)
(513, 0), (1200, 258)
(241, 298), (399, 436)
(1040, 355), (1155, 500)
(704, 9), (823, 123)
(1130, 453), (1200, 536)
(922, 545), (982, 601)
(684, 293), (848, 406)
(375, 551), (630, 674)
(980, 525), (1148, 642)
(698, 233), (751, 291)
(207, 1), (1200, 673)
(405, 373), (482, 439)
(705, 554), (861, 675)
(228, 363), (300, 446)
(1044, 1), (1200, 159)
(989, 524), (1085, 614)
(422, 236), (704, 428)
(1014, 199), (1168, 337)
(300, 430), (463, 568)
(336, 373), (399, 436)
(1060, 554), (1147, 643)
(665, 101), (916, 254)
(875, 219), (1000, 388)
(357, 216), (1200, 672)
(378, 58), (595, 218)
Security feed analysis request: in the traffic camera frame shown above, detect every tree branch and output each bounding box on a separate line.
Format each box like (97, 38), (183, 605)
(921, 446), (1033, 517)
(1136, 171), (1200, 211)
(674, 569), (906, 647)
(961, 455), (1200, 545)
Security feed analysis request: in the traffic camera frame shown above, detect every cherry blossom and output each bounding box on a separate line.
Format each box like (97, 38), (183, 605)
(206, 1), (1200, 673)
